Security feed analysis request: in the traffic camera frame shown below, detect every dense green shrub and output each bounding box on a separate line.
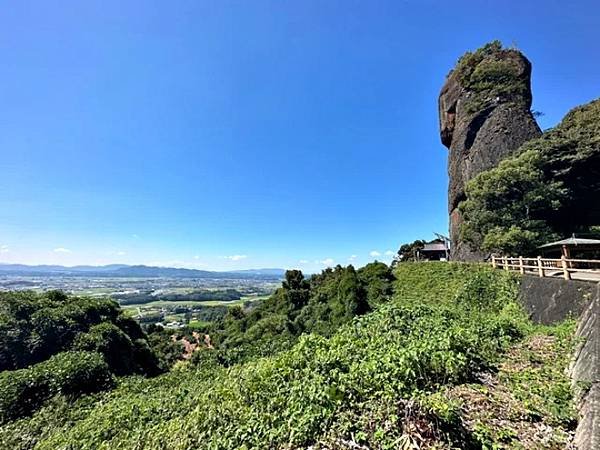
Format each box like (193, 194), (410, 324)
(0, 291), (161, 424)
(0, 290), (160, 376)
(0, 351), (112, 424)
(73, 323), (138, 376)
(146, 328), (186, 371)
(203, 264), (389, 367)
(0, 291), (117, 370)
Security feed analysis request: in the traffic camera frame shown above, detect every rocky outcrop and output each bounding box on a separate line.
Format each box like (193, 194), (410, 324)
(439, 42), (542, 260)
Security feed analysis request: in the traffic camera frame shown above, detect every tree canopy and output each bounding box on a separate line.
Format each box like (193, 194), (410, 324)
(460, 98), (600, 255)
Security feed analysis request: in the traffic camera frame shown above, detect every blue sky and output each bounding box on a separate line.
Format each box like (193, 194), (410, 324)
(1, 1), (598, 272)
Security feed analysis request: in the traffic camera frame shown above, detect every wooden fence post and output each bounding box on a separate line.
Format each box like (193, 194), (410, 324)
(491, 255), (496, 269)
(561, 255), (571, 280)
(519, 256), (524, 274)
(537, 256), (544, 278)
(504, 256), (509, 271)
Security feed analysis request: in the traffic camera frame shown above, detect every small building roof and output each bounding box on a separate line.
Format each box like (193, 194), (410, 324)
(421, 242), (448, 252)
(539, 237), (600, 248)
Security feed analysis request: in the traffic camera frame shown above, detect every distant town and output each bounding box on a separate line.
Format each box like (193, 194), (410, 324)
(0, 264), (282, 329)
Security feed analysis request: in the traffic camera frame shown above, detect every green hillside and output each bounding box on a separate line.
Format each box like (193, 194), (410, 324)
(0, 263), (576, 449)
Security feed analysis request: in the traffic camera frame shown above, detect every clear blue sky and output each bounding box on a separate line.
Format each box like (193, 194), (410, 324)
(1, 1), (598, 271)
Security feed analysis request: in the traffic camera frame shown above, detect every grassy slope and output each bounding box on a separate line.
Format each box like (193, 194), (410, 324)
(0, 263), (576, 449)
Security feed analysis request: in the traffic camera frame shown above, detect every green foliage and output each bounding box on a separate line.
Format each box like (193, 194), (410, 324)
(0, 290), (161, 422)
(335, 265), (370, 319)
(145, 327), (186, 370)
(1, 263), (538, 449)
(500, 320), (577, 426)
(393, 261), (493, 302)
(453, 41), (530, 113)
(460, 98), (600, 255)
(460, 148), (564, 255)
(73, 322), (159, 376)
(0, 290), (159, 375)
(281, 269), (310, 310)
(0, 351), (112, 424)
(0, 264), (577, 449)
(453, 40), (530, 113)
(206, 265), (387, 366)
(357, 261), (395, 306)
(0, 290), (119, 371)
(392, 239), (426, 262)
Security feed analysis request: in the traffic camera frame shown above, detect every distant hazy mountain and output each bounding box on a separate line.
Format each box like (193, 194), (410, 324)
(0, 263), (130, 273)
(228, 268), (286, 276)
(0, 263), (285, 279)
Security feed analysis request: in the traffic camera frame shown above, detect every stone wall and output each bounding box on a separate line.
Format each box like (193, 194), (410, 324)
(519, 276), (599, 449)
(571, 284), (599, 449)
(519, 275), (596, 324)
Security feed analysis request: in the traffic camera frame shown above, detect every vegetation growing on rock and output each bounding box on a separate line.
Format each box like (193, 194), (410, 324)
(460, 98), (600, 255)
(452, 40), (531, 114)
(440, 40), (541, 260)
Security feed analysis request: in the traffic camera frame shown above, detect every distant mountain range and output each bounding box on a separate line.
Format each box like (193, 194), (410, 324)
(0, 263), (286, 280)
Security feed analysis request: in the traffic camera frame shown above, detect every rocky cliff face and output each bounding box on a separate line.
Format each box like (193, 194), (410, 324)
(439, 42), (542, 260)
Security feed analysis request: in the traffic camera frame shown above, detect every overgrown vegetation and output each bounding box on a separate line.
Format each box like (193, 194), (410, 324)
(0, 290), (161, 422)
(446, 321), (577, 448)
(461, 98), (600, 255)
(0, 290), (159, 375)
(452, 40), (530, 114)
(193, 262), (393, 367)
(0, 262), (576, 449)
(0, 351), (112, 424)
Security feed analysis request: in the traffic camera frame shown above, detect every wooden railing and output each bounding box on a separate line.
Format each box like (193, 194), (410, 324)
(491, 255), (600, 280)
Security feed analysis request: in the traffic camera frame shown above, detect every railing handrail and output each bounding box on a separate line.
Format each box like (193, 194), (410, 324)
(491, 254), (600, 280)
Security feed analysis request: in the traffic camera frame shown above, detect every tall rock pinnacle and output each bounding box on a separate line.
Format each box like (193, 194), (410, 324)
(439, 42), (542, 261)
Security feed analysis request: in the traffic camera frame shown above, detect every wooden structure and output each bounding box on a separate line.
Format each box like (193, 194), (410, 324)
(539, 236), (600, 259)
(417, 241), (449, 261)
(491, 255), (600, 282)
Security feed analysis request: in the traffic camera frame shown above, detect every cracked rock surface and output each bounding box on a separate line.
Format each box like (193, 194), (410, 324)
(439, 46), (541, 260)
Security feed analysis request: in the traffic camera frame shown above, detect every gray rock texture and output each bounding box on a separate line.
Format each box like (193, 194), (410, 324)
(439, 44), (542, 260)
(570, 284), (599, 450)
(519, 275), (596, 325)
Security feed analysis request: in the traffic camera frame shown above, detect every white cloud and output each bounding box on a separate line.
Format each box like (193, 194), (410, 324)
(225, 254), (247, 261)
(53, 247), (72, 253)
(298, 259), (309, 264)
(385, 250), (395, 256)
(320, 258), (335, 267)
(193, 255), (200, 260)
(132, 234), (140, 239)
(348, 254), (357, 261)
(116, 251), (126, 256)
(0, 245), (9, 254)
(369, 251), (381, 257)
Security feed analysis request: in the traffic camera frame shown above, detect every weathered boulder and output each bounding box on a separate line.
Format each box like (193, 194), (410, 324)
(439, 42), (542, 260)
